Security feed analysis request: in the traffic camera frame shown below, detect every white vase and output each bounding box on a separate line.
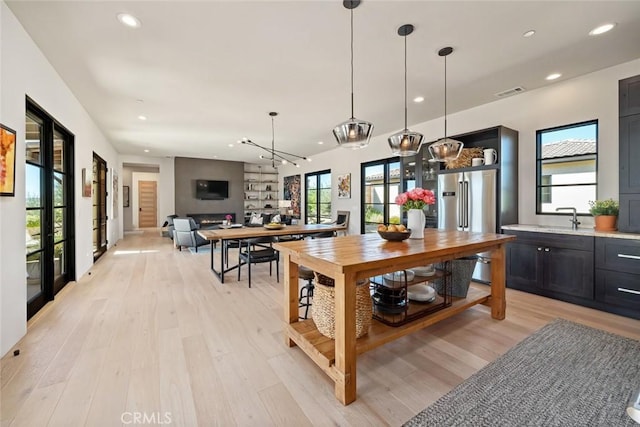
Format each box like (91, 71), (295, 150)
(407, 209), (425, 239)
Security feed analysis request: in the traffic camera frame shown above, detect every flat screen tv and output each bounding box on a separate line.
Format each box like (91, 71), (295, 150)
(196, 179), (229, 200)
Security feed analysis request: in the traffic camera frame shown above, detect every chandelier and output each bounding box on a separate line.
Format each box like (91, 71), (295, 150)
(240, 112), (311, 168)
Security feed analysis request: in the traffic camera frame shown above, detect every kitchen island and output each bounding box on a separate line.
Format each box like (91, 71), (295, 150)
(274, 229), (515, 405)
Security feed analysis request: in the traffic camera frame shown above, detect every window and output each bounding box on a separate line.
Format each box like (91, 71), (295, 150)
(305, 170), (331, 224)
(536, 120), (597, 214)
(361, 158), (401, 233)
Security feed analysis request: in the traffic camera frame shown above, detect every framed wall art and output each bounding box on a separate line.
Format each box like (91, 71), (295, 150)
(337, 173), (351, 199)
(283, 174), (301, 218)
(0, 124), (17, 196)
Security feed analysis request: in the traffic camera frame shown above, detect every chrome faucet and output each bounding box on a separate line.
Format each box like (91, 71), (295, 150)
(556, 207), (580, 230)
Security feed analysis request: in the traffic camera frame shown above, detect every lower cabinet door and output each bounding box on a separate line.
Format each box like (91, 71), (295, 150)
(595, 269), (640, 312)
(543, 247), (594, 299)
(506, 241), (543, 292)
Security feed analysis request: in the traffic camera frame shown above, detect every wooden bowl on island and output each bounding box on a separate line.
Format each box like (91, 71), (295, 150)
(377, 224), (411, 242)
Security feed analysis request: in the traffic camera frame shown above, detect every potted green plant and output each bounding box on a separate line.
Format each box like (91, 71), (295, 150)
(588, 199), (619, 231)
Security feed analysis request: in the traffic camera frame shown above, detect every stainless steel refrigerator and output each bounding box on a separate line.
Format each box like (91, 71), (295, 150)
(438, 169), (497, 283)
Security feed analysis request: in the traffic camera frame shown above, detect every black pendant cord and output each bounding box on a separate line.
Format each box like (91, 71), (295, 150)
(271, 115), (276, 168)
(403, 33), (408, 131)
(350, 6), (355, 120)
(444, 53), (448, 139)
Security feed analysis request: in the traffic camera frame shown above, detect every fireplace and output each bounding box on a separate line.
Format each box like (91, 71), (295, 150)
(187, 213), (236, 228)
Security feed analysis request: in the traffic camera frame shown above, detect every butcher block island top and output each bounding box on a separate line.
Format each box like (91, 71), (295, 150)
(274, 229), (516, 405)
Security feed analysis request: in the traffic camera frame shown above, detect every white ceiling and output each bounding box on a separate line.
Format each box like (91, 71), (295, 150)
(7, 1), (640, 165)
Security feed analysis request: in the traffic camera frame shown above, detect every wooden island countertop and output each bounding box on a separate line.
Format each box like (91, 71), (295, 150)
(273, 229), (516, 405)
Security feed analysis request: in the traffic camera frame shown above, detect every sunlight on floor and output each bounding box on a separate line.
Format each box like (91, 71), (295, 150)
(114, 249), (160, 255)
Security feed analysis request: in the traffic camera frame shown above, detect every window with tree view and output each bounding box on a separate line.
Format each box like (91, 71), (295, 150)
(536, 120), (597, 214)
(305, 170), (331, 224)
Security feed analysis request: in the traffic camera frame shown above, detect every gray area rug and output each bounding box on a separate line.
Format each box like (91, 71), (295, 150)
(404, 319), (640, 426)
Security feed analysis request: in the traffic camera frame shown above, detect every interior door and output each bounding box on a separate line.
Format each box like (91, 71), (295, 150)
(138, 180), (157, 227)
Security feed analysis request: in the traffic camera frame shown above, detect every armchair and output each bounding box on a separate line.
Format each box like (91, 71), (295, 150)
(173, 218), (209, 252)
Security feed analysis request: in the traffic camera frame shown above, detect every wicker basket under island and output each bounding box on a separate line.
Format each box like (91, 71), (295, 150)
(311, 273), (372, 339)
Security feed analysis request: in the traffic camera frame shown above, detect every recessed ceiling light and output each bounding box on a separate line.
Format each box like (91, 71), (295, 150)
(523, 30), (536, 38)
(143, 149), (149, 153)
(546, 73), (562, 81)
(589, 23), (616, 36)
(213, 155), (218, 159)
(117, 13), (141, 28)
(413, 96), (425, 103)
(138, 115), (147, 121)
(317, 141), (324, 145)
(228, 143), (234, 147)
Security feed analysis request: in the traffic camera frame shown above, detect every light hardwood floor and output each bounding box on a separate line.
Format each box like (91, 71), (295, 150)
(2, 230), (640, 426)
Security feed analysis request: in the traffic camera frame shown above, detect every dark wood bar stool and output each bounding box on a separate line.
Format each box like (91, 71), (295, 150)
(298, 266), (315, 319)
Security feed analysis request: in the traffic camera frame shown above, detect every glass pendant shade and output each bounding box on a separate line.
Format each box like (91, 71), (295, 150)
(428, 137), (464, 161)
(333, 118), (374, 148)
(388, 129), (424, 157)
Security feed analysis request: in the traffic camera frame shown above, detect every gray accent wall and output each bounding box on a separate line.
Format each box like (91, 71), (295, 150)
(174, 157), (244, 219)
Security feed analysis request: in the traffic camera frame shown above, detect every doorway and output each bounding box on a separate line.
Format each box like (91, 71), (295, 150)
(92, 153), (108, 260)
(25, 98), (75, 319)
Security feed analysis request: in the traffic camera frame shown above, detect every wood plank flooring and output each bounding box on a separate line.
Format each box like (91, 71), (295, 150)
(2, 229), (640, 426)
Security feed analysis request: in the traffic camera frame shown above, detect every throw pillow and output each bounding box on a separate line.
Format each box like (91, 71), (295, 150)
(271, 214), (281, 223)
(250, 213), (263, 225)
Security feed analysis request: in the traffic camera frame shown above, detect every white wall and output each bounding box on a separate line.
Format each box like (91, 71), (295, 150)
(0, 3), (119, 356)
(280, 58), (640, 233)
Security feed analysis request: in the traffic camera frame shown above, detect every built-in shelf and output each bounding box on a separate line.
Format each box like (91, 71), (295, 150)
(244, 163), (279, 219)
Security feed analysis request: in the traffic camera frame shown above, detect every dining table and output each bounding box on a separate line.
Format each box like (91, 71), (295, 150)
(197, 223), (347, 283)
(273, 229), (516, 405)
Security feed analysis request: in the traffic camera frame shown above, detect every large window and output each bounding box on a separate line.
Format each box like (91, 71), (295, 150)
(305, 169), (331, 224)
(536, 120), (597, 214)
(361, 158), (401, 233)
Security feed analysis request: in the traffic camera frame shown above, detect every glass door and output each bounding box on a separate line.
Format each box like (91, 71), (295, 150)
(25, 99), (75, 319)
(93, 153), (107, 260)
(361, 158), (401, 233)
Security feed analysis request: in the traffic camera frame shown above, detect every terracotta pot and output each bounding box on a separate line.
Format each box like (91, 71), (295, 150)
(594, 215), (617, 232)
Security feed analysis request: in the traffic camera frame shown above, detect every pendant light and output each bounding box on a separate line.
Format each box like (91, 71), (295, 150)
(428, 46), (464, 162)
(332, 0), (374, 148)
(388, 24), (424, 157)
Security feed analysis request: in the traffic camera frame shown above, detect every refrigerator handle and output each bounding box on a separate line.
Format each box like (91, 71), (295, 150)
(463, 181), (469, 228)
(458, 181), (464, 228)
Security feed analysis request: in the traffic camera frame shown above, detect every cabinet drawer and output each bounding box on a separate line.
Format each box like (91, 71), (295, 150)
(504, 230), (593, 251)
(595, 269), (640, 311)
(595, 238), (640, 274)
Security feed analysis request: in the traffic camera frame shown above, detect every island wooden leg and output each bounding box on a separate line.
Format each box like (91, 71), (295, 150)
(332, 272), (357, 405)
(283, 253), (299, 347)
(490, 244), (506, 320)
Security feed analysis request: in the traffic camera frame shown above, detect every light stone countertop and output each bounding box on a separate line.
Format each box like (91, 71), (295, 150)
(501, 224), (640, 241)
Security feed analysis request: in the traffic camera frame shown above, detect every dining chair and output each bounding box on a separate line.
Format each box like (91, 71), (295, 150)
(237, 236), (279, 288)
